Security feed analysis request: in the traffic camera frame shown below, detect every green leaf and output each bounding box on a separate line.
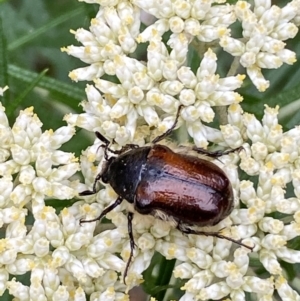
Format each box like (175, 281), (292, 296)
(7, 7), (85, 51)
(8, 64), (85, 109)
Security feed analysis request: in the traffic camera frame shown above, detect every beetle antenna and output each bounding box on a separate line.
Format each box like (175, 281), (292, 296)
(178, 226), (254, 251)
(95, 131), (112, 161)
(95, 131), (140, 159)
(152, 105), (183, 144)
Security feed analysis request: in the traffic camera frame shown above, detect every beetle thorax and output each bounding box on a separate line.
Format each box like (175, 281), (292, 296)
(101, 147), (151, 203)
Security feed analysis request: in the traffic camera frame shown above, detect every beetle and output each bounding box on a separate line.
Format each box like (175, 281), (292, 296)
(80, 106), (253, 283)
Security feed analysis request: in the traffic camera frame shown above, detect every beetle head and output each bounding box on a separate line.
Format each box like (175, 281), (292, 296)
(100, 156), (115, 184)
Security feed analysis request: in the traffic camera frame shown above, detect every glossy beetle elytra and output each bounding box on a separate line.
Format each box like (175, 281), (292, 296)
(80, 106), (253, 283)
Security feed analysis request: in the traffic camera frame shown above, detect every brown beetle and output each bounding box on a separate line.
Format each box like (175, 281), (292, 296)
(80, 106), (253, 282)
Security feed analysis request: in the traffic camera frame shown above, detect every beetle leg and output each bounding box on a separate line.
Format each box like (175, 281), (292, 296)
(152, 105), (183, 144)
(178, 224), (253, 251)
(80, 196), (123, 224)
(79, 162), (109, 196)
(192, 146), (243, 158)
(123, 212), (136, 284)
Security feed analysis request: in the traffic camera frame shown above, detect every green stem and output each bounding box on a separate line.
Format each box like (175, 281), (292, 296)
(153, 258), (176, 301)
(216, 56), (242, 125)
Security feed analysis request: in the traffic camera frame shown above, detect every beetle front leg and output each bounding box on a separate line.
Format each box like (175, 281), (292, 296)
(192, 146), (243, 158)
(80, 196), (123, 224)
(79, 169), (106, 196)
(123, 212), (136, 284)
(177, 224), (253, 251)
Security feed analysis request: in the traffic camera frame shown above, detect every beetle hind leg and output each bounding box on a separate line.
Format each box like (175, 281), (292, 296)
(177, 224), (253, 251)
(192, 146), (243, 158)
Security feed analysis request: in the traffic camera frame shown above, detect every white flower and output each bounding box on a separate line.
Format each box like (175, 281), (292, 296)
(220, 0), (299, 91)
(62, 4), (140, 66)
(0, 104), (96, 300)
(0, 107), (80, 215)
(64, 0), (247, 146)
(134, 0), (235, 41)
(65, 47), (244, 147)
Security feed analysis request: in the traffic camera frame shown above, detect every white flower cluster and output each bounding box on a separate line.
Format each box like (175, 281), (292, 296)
(0, 105), (78, 210)
(64, 49), (244, 148)
(60, 0), (300, 300)
(220, 0), (299, 92)
(62, 0), (257, 148)
(1, 0), (297, 300)
(0, 101), (96, 300)
(0, 96), (131, 300)
(170, 104), (300, 300)
(75, 106), (300, 301)
(3, 98), (300, 300)
(0, 90), (139, 300)
(63, 0), (299, 149)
